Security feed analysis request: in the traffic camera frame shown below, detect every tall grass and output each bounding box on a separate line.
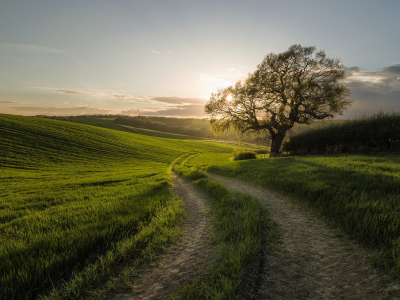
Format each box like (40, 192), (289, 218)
(282, 111), (400, 154)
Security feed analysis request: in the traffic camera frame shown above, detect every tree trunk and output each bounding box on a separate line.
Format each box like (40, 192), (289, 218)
(269, 132), (285, 157)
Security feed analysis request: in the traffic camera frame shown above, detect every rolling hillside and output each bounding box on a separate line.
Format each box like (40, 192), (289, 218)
(0, 114), (234, 299)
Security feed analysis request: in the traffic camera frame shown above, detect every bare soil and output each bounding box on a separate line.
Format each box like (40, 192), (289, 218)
(208, 173), (392, 300)
(111, 173), (212, 300)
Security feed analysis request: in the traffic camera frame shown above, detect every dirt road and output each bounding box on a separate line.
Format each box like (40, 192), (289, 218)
(208, 173), (390, 300)
(112, 173), (212, 300)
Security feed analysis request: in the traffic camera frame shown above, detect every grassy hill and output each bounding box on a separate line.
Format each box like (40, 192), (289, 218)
(0, 114), (235, 299)
(68, 116), (209, 140)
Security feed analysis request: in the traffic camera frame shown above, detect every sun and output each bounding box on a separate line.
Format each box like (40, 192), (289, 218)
(226, 94), (233, 101)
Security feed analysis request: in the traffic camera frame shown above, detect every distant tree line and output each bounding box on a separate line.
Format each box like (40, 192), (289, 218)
(114, 116), (214, 138)
(282, 111), (400, 155)
(36, 115), (71, 122)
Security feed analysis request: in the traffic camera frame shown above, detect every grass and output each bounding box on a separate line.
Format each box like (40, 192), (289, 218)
(185, 151), (400, 277)
(172, 165), (277, 299)
(69, 116), (212, 140)
(0, 114), (235, 299)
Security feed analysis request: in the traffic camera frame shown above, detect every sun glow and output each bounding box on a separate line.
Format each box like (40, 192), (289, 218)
(226, 94), (233, 101)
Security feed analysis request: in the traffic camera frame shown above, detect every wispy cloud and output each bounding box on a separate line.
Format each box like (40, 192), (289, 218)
(152, 50), (160, 54)
(142, 104), (206, 117)
(200, 71), (246, 88)
(57, 89), (151, 102)
(0, 101), (17, 104)
(151, 96), (207, 105)
(0, 43), (65, 54)
(123, 104), (205, 117)
(55, 89), (207, 106)
(9, 106), (113, 116)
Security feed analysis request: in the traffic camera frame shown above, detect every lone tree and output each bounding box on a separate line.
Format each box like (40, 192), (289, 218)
(205, 45), (353, 157)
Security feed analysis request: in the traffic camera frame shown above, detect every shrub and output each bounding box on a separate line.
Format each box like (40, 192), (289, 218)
(254, 148), (269, 154)
(232, 148), (257, 160)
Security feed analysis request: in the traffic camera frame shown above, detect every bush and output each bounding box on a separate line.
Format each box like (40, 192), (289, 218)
(232, 148), (257, 160)
(254, 149), (269, 154)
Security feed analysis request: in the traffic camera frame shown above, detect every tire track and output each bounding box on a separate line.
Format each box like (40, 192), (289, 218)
(112, 172), (212, 300)
(208, 173), (391, 300)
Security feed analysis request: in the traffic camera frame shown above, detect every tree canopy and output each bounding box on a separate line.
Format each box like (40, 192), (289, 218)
(205, 44), (353, 157)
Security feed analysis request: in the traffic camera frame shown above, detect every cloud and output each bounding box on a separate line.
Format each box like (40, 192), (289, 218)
(0, 43), (65, 54)
(151, 97), (207, 105)
(121, 104), (206, 118)
(0, 101), (16, 104)
(56, 90), (207, 106)
(382, 64), (400, 75)
(57, 89), (150, 102)
(341, 64), (400, 118)
(200, 71), (246, 89)
(138, 104), (206, 118)
(152, 50), (160, 54)
(8, 106), (113, 116)
(227, 68), (236, 71)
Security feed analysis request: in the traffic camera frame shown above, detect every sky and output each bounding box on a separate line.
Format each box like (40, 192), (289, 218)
(1, 0), (400, 119)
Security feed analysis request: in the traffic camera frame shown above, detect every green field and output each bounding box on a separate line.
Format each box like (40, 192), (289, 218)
(68, 116), (209, 140)
(4, 112), (400, 299)
(0, 114), (235, 299)
(185, 152), (400, 275)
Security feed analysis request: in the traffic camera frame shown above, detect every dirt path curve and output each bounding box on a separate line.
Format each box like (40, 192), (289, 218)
(208, 173), (391, 300)
(113, 173), (212, 300)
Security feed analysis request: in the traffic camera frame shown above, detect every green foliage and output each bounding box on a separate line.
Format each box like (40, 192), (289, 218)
(0, 114), (234, 299)
(172, 167), (275, 299)
(232, 148), (257, 160)
(282, 111), (400, 154)
(197, 153), (400, 275)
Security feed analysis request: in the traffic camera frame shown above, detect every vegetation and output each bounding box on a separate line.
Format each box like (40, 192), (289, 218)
(232, 148), (257, 160)
(8, 109), (400, 298)
(114, 116), (213, 138)
(283, 111), (400, 155)
(38, 115), (258, 143)
(185, 152), (400, 277)
(172, 166), (276, 299)
(205, 44), (352, 157)
(0, 114), (235, 299)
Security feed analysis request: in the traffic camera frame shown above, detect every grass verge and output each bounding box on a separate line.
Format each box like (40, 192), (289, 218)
(172, 165), (277, 299)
